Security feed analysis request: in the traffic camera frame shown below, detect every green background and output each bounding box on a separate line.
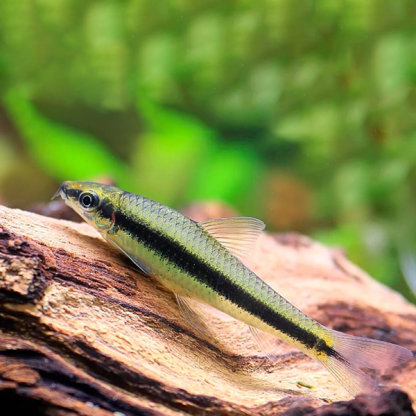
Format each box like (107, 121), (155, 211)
(0, 0), (416, 301)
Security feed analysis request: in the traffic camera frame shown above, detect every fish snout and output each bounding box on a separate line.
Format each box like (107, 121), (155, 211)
(52, 182), (66, 200)
(52, 181), (79, 201)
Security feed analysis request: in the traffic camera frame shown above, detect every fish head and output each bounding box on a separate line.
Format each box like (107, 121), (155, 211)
(53, 181), (121, 232)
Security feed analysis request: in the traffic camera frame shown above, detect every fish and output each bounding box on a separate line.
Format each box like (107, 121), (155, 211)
(54, 181), (413, 396)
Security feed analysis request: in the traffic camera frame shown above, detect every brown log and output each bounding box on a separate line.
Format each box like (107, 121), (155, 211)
(0, 204), (415, 416)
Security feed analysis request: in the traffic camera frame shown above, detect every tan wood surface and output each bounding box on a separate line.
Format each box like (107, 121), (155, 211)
(0, 205), (414, 415)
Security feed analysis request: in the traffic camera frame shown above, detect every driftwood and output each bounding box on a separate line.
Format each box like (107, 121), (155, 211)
(0, 204), (415, 416)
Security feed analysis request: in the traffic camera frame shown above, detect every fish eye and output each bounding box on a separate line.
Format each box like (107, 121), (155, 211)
(79, 191), (99, 210)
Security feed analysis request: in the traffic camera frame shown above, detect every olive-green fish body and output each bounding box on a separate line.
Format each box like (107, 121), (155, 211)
(55, 181), (413, 397)
(110, 193), (327, 354)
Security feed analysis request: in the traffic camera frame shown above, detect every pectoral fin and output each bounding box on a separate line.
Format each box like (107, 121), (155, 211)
(107, 239), (153, 276)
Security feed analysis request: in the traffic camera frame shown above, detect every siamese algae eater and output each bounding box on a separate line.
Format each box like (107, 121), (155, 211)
(54, 181), (412, 396)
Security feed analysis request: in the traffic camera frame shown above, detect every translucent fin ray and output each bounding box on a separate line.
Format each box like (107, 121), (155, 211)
(108, 239), (153, 276)
(249, 326), (281, 359)
(332, 330), (413, 371)
(175, 294), (211, 337)
(317, 328), (413, 397)
(199, 217), (265, 263)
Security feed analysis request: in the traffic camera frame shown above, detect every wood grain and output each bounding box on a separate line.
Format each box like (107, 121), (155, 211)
(0, 205), (415, 416)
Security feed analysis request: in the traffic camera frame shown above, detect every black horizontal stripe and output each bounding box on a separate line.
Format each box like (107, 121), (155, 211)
(67, 188), (82, 201)
(110, 197), (339, 358)
(100, 199), (115, 221)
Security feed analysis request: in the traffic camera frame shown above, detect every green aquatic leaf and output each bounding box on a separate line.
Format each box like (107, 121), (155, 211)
(188, 144), (262, 208)
(373, 34), (411, 97)
(137, 34), (177, 101)
(3, 91), (129, 185)
(138, 98), (215, 138)
(131, 131), (215, 206)
(132, 103), (217, 205)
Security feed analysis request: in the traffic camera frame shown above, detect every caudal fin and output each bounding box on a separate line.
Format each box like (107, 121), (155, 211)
(317, 329), (413, 396)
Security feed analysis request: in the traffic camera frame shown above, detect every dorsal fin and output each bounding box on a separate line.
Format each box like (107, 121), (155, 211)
(199, 217), (265, 263)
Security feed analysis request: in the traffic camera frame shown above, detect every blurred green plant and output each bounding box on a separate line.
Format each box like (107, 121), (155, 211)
(4, 91), (130, 186)
(0, 0), (415, 300)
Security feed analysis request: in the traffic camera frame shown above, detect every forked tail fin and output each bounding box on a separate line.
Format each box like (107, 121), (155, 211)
(317, 329), (413, 396)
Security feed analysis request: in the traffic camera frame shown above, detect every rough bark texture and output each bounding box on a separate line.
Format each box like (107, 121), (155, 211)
(0, 204), (415, 416)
